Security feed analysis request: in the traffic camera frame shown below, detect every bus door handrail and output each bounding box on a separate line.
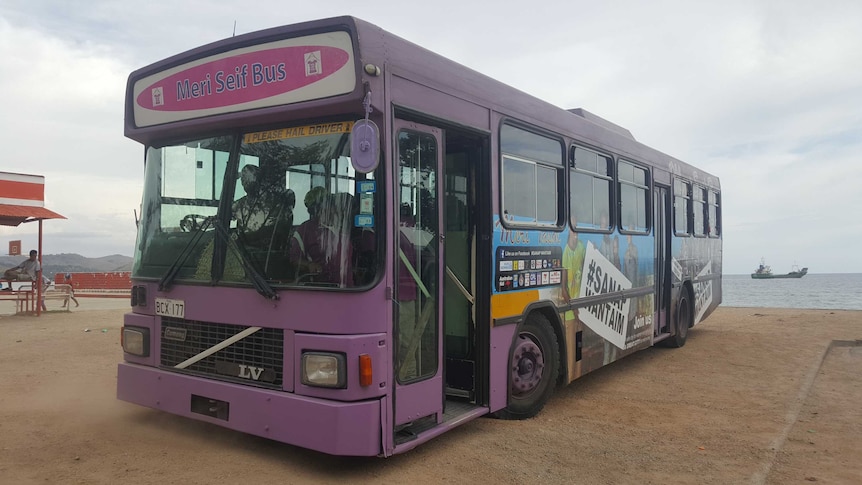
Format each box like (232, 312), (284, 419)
(397, 248), (475, 305)
(398, 248), (430, 299)
(445, 266), (474, 305)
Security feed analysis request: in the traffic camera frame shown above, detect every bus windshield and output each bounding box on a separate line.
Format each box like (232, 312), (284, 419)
(132, 121), (379, 290)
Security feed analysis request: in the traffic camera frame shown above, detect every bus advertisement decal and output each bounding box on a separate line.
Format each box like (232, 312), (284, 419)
(577, 242), (632, 350)
(671, 257), (683, 282)
(693, 262), (713, 324)
(495, 246), (563, 292)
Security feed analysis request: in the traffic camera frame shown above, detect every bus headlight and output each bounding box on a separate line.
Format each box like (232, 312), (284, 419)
(122, 326), (150, 357)
(301, 352), (346, 388)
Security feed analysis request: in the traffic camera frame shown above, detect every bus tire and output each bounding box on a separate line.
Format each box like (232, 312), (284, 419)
(494, 313), (560, 420)
(663, 289), (691, 348)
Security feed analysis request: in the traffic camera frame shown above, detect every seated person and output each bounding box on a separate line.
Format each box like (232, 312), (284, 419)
(288, 188), (353, 286)
(3, 249), (40, 290)
(233, 164), (295, 254)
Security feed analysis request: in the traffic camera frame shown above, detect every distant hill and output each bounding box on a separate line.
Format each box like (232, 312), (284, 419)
(0, 253), (133, 278)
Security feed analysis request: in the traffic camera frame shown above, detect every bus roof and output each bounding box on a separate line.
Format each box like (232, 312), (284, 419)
(125, 15), (718, 189)
(346, 16), (718, 189)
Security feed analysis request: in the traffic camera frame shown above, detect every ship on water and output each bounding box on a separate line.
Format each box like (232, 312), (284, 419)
(751, 259), (808, 279)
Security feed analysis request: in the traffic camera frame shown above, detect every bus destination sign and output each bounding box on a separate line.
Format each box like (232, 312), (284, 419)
(132, 31), (356, 127)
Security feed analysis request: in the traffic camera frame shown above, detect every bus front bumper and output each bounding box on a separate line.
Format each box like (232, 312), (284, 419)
(117, 362), (382, 456)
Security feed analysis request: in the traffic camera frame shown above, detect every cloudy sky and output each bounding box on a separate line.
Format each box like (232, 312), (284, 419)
(1, 0), (860, 274)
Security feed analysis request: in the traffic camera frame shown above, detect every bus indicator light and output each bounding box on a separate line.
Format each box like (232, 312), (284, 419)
(359, 354), (372, 387)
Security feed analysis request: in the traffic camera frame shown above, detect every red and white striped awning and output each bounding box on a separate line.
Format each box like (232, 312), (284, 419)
(0, 172), (65, 226)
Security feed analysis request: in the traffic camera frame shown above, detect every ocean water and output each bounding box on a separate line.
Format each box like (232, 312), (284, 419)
(722, 273), (862, 310)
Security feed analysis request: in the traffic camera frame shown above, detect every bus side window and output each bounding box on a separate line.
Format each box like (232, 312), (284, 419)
(570, 145), (612, 231)
(673, 179), (691, 236)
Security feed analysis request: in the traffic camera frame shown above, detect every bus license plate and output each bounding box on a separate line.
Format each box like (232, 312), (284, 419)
(155, 298), (185, 318)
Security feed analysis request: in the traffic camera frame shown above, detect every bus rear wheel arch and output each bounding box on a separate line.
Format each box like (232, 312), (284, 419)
(494, 312), (560, 420)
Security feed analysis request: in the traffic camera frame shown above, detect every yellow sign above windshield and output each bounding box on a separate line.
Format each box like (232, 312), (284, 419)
(244, 121), (355, 144)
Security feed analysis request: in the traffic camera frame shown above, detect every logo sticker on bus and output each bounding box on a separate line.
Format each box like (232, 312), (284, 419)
(359, 194), (374, 214)
(304, 51), (322, 76)
(357, 180), (376, 193)
(214, 361), (276, 383)
(163, 326), (188, 342)
(355, 215), (374, 227)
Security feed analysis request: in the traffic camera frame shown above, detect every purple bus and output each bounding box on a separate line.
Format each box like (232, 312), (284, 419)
(118, 16), (722, 457)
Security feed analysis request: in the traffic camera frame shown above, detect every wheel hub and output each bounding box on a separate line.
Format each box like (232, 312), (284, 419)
(511, 334), (544, 395)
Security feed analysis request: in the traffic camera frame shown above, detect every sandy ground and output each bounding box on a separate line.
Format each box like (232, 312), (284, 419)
(1, 304), (860, 485)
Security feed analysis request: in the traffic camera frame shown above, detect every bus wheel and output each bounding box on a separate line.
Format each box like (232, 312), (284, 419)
(495, 313), (559, 420)
(664, 290), (691, 348)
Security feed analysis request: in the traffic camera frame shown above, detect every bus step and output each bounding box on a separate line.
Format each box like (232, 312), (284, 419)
(445, 387), (472, 399)
(394, 414), (437, 444)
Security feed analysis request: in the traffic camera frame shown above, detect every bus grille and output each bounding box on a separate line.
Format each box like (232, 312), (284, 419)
(160, 317), (284, 389)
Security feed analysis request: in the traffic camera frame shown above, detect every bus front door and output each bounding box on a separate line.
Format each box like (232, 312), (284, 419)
(393, 120), (445, 431)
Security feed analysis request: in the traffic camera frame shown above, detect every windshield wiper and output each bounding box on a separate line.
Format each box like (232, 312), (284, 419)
(158, 217), (214, 291)
(157, 217), (278, 301)
(210, 218), (279, 301)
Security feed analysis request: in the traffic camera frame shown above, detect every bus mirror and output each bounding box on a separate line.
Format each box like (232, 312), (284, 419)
(351, 119), (380, 173)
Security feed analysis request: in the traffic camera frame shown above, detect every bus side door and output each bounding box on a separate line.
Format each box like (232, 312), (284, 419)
(393, 120), (445, 428)
(654, 184), (671, 337)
